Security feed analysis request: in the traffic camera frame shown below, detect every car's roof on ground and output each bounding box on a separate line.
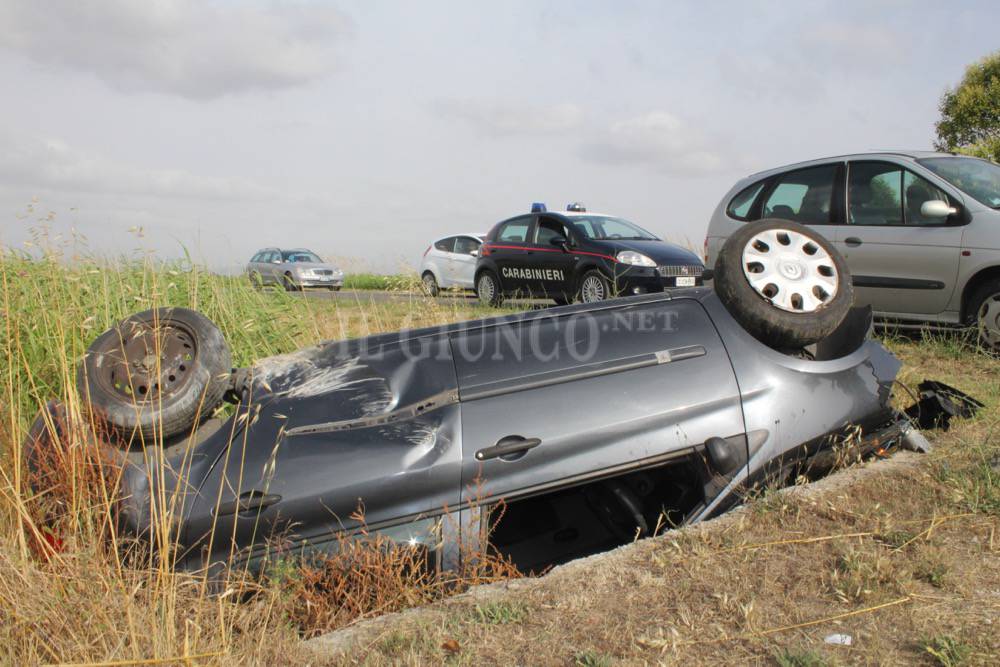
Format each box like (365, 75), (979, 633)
(743, 150), (964, 181)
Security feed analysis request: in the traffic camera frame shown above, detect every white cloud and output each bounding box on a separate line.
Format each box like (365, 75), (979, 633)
(438, 99), (584, 136)
(0, 131), (278, 201)
(0, 0), (352, 99)
(581, 111), (725, 174)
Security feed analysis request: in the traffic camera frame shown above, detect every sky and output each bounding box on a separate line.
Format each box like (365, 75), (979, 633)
(0, 0), (998, 273)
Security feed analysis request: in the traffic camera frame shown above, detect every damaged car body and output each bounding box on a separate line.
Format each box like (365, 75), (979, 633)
(27, 221), (928, 574)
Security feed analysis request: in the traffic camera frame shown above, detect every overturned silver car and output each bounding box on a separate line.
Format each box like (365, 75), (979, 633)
(27, 221), (925, 573)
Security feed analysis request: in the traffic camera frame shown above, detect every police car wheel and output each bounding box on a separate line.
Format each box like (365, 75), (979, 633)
(476, 271), (503, 307)
(421, 272), (440, 297)
(713, 218), (852, 348)
(578, 271), (610, 303)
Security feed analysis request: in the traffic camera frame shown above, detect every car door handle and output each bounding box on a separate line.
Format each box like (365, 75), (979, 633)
(475, 436), (542, 461)
(215, 490), (282, 516)
(844, 236), (863, 247)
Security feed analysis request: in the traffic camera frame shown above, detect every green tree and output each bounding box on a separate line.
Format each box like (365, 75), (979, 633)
(934, 50), (1000, 162)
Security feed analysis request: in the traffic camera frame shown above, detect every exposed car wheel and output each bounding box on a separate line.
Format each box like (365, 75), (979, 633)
(476, 271), (503, 307)
(713, 219), (852, 348)
(283, 273), (299, 292)
(422, 272), (440, 297)
(77, 308), (232, 441)
(968, 279), (1000, 354)
(578, 270), (610, 303)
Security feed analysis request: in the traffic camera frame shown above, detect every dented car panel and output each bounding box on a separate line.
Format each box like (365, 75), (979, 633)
(86, 287), (904, 570)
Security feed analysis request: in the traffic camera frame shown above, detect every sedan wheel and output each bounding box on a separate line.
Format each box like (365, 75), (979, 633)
(579, 272), (609, 303)
(422, 272), (440, 297)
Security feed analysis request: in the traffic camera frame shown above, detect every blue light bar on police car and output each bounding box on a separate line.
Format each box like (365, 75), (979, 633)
(531, 202), (547, 213)
(567, 202), (586, 212)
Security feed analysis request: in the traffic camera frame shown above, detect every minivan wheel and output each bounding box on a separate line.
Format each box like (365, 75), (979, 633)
(713, 218), (852, 348)
(476, 271), (503, 307)
(968, 279), (1000, 353)
(77, 308), (232, 441)
(421, 272), (440, 297)
(578, 270), (610, 303)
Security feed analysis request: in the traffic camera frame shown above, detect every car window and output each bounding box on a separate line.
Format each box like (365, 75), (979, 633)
(903, 171), (952, 225)
(918, 156), (1000, 208)
(567, 216), (657, 240)
(534, 216), (569, 245)
(727, 180), (765, 220)
(761, 165), (837, 224)
(263, 251), (279, 263)
(282, 250), (323, 263)
(497, 217), (532, 243)
(849, 162), (903, 226)
(250, 253), (262, 263)
(454, 236), (480, 255)
(434, 237), (455, 252)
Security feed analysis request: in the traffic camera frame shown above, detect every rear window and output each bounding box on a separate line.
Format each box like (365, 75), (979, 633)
(727, 181), (765, 220)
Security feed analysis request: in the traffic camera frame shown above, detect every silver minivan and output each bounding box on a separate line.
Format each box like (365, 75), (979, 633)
(705, 151), (1000, 351)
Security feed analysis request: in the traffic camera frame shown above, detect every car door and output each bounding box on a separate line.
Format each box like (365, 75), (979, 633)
(488, 215), (535, 296)
(449, 297), (747, 510)
(434, 237), (458, 286)
(835, 161), (965, 316)
(451, 236), (482, 289)
(529, 215), (577, 299)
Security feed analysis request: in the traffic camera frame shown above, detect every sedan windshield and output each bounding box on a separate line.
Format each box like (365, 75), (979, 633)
(282, 250), (323, 263)
(918, 156), (1000, 208)
(568, 216), (658, 241)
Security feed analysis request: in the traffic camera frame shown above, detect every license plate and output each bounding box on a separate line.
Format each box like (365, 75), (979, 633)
(676, 276), (696, 287)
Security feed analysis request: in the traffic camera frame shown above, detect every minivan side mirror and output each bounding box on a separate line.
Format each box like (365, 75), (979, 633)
(920, 199), (958, 219)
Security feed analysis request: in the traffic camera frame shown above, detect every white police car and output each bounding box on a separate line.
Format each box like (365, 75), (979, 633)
(474, 203), (705, 306)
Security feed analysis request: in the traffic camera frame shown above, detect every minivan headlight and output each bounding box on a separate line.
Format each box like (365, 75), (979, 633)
(616, 251), (657, 267)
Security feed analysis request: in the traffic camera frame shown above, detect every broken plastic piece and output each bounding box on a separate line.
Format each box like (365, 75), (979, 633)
(824, 633), (853, 646)
(904, 380), (984, 431)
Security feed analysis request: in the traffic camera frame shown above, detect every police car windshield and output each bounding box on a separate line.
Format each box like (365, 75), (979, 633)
(568, 216), (658, 241)
(918, 157), (1000, 209)
(282, 250), (322, 263)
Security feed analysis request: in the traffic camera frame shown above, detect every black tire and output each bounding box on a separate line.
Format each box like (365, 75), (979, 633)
(476, 270), (503, 307)
(330, 286), (342, 292)
(713, 219), (853, 348)
(421, 271), (440, 297)
(966, 278), (1000, 353)
(249, 272), (264, 290)
(552, 296), (570, 306)
(77, 308), (232, 441)
(577, 270), (611, 303)
(283, 273), (299, 292)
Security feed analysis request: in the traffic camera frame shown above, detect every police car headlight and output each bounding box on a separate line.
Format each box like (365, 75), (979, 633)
(616, 251), (657, 267)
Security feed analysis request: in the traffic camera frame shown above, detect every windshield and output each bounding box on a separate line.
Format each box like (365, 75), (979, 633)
(568, 216), (658, 241)
(917, 157), (1000, 208)
(282, 250), (323, 263)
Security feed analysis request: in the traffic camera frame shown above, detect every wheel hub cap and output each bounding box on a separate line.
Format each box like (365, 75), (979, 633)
(96, 323), (197, 403)
(741, 228), (839, 313)
(979, 294), (1000, 348)
(582, 277), (605, 302)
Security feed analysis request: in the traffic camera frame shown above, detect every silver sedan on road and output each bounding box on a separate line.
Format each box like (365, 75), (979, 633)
(246, 248), (344, 291)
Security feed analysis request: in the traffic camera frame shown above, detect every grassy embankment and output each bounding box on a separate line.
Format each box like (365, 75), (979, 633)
(0, 244), (997, 665)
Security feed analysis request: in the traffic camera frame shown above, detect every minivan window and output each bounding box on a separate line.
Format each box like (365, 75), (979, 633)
(849, 162), (903, 226)
(727, 181), (765, 220)
(903, 171), (952, 225)
(761, 165), (837, 224)
(918, 156), (1000, 208)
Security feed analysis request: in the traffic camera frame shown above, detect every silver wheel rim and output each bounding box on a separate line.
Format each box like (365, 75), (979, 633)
(978, 292), (1000, 348)
(741, 228), (839, 313)
(423, 274), (436, 293)
(478, 275), (495, 302)
(581, 275), (606, 302)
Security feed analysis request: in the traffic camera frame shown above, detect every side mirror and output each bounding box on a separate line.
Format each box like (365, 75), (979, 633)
(272, 259), (282, 264)
(470, 248), (480, 257)
(549, 235), (568, 249)
(920, 199), (958, 219)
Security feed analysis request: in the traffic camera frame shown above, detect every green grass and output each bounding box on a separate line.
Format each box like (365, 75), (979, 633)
(342, 272), (419, 291)
(472, 601), (528, 625)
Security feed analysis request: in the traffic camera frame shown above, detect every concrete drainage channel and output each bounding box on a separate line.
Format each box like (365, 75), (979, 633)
(304, 450), (927, 659)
